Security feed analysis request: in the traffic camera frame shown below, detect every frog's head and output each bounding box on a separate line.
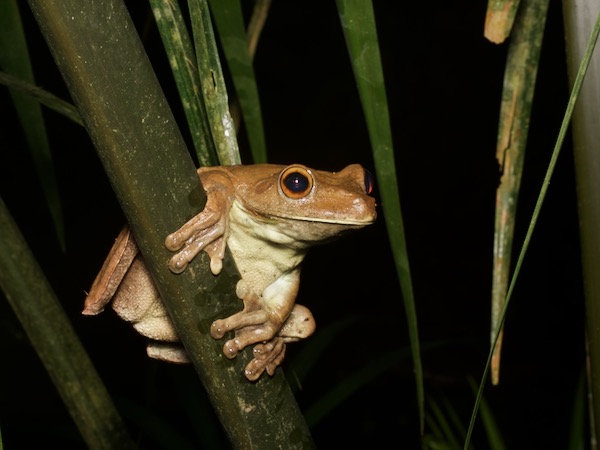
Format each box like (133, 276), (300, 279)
(234, 163), (377, 243)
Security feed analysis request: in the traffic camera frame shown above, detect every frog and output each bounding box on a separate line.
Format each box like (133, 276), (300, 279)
(83, 163), (377, 380)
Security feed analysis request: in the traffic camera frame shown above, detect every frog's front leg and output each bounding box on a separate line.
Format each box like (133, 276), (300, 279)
(165, 182), (234, 275)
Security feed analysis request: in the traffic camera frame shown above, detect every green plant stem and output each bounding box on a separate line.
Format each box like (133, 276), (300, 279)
(26, 0), (313, 448)
(0, 197), (136, 450)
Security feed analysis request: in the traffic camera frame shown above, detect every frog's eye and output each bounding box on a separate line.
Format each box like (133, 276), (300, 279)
(364, 169), (374, 194)
(279, 165), (314, 199)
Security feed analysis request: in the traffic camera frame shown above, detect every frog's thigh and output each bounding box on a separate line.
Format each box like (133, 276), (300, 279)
(112, 258), (179, 342)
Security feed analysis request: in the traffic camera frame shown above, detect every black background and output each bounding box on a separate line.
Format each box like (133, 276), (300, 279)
(0, 1), (586, 448)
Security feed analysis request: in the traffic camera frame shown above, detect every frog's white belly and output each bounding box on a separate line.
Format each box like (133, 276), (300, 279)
(226, 201), (308, 295)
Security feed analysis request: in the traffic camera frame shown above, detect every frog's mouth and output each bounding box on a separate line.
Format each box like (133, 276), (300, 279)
(252, 208), (376, 227)
(290, 215), (375, 226)
(246, 196), (377, 227)
(231, 200), (374, 246)
(260, 214), (374, 244)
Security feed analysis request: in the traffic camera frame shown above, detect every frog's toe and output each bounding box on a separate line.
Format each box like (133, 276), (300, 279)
(222, 337), (242, 359)
(218, 321), (280, 359)
(252, 338), (284, 360)
(243, 338), (286, 381)
(211, 309), (271, 340)
(211, 318), (230, 339)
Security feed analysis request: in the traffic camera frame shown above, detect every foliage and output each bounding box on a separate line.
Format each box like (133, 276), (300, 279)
(0, 1), (595, 449)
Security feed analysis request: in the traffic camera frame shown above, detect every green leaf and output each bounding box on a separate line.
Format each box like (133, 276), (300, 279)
(468, 378), (506, 450)
(0, 71), (82, 125)
(188, 0), (241, 165)
(208, 0), (267, 163)
(336, 0), (424, 432)
(563, 0), (600, 440)
(150, 0), (218, 166)
(426, 395), (464, 450)
(567, 370), (586, 450)
(0, 197), (136, 449)
(490, 0), (550, 385)
(465, 6), (600, 449)
(0, 0), (65, 250)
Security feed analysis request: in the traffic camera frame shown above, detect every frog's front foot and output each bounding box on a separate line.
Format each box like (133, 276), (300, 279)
(164, 189), (232, 275)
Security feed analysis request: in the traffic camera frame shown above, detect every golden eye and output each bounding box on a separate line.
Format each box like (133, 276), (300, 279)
(279, 165), (314, 199)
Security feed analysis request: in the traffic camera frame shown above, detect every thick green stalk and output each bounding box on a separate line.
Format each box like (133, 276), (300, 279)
(26, 0), (313, 448)
(0, 197), (136, 450)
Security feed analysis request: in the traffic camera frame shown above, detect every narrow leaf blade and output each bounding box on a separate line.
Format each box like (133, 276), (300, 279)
(336, 0), (424, 433)
(0, 0), (65, 249)
(208, 0), (267, 163)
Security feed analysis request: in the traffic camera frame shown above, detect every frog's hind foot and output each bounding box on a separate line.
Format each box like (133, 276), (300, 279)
(146, 342), (191, 364)
(243, 337), (287, 381)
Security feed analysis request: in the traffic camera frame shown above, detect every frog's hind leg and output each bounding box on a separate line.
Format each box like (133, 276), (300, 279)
(83, 225), (138, 315)
(212, 310), (279, 358)
(147, 342), (190, 364)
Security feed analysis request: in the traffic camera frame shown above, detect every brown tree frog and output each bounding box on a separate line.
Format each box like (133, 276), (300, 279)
(84, 164), (376, 380)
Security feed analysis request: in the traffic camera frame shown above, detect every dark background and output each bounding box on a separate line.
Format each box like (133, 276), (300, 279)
(0, 1), (585, 448)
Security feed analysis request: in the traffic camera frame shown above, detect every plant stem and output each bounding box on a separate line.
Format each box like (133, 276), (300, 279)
(26, 0), (313, 447)
(0, 197), (136, 450)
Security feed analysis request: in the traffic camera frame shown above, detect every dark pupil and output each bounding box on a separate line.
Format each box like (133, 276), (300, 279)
(283, 172), (309, 192)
